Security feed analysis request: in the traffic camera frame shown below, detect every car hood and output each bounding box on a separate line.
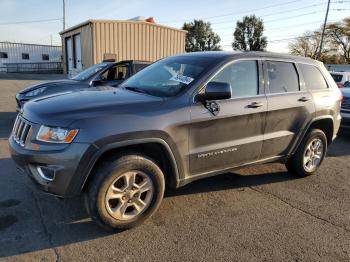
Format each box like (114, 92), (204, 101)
(341, 88), (350, 97)
(22, 88), (165, 126)
(19, 80), (79, 94)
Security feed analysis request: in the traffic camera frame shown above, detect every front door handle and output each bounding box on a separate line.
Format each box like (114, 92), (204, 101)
(248, 102), (263, 108)
(298, 96), (311, 102)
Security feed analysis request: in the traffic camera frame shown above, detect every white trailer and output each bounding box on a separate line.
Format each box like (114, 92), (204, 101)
(0, 42), (62, 72)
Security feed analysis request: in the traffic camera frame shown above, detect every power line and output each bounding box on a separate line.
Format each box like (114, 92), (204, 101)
(269, 34), (319, 43)
(265, 20), (334, 31)
(159, 0), (306, 23)
(217, 20), (327, 39)
(209, 3), (325, 25)
(213, 11), (325, 30)
(222, 34), (319, 45)
(0, 18), (62, 26)
(159, 0), (346, 24)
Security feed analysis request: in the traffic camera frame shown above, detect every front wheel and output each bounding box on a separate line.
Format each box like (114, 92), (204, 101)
(286, 129), (327, 177)
(85, 154), (165, 231)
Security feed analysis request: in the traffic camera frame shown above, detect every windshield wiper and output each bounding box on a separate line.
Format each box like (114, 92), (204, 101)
(123, 86), (151, 95)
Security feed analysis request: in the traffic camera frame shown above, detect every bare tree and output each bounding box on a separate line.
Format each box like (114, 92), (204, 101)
(288, 31), (324, 59)
(326, 17), (350, 63)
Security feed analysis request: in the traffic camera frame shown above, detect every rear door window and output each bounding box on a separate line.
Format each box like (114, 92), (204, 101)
(134, 63), (150, 73)
(102, 64), (129, 80)
(266, 61), (299, 93)
(299, 63), (328, 90)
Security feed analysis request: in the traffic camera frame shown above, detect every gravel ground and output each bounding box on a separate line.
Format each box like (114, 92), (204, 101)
(0, 73), (349, 262)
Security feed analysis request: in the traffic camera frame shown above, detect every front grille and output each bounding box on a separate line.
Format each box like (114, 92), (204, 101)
(12, 115), (32, 147)
(342, 97), (350, 111)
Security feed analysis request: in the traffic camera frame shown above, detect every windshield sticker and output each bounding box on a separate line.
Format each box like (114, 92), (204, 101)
(170, 74), (194, 85)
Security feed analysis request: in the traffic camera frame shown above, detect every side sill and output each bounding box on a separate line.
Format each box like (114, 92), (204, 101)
(179, 155), (285, 187)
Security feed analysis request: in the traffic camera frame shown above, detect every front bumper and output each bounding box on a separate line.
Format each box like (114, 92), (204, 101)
(9, 136), (98, 197)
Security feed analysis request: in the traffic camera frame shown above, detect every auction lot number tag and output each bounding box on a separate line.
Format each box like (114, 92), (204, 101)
(170, 74), (194, 85)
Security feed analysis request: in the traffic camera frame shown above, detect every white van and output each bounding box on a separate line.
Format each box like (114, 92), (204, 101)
(330, 71), (350, 88)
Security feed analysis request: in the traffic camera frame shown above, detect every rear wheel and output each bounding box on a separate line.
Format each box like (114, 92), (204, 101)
(286, 129), (327, 177)
(85, 154), (165, 231)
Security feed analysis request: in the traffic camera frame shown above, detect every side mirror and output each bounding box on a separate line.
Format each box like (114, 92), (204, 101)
(198, 81), (232, 102)
(344, 81), (350, 87)
(89, 75), (103, 87)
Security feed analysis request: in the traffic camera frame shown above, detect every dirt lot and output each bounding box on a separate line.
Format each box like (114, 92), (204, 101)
(0, 73), (350, 262)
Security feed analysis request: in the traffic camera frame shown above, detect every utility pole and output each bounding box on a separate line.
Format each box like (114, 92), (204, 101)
(63, 0), (66, 31)
(317, 0), (330, 60)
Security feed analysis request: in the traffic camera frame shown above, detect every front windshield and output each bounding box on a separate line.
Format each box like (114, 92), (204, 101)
(120, 56), (219, 97)
(72, 63), (109, 81)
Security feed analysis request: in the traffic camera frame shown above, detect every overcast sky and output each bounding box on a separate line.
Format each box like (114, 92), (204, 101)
(0, 0), (349, 53)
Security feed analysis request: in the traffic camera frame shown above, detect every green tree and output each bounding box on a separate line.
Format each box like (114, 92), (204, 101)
(182, 20), (221, 52)
(232, 15), (267, 51)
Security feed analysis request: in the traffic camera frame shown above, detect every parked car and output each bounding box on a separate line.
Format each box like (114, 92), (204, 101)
(15, 60), (151, 110)
(9, 51), (342, 231)
(330, 71), (350, 88)
(340, 88), (350, 129)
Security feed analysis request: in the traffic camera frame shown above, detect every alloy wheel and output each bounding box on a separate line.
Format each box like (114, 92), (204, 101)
(105, 171), (154, 221)
(303, 138), (324, 172)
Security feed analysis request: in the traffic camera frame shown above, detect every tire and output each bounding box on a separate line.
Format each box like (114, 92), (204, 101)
(286, 129), (327, 177)
(85, 153), (165, 231)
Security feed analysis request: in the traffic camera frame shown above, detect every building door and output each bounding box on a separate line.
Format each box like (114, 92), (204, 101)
(66, 37), (73, 76)
(73, 34), (82, 73)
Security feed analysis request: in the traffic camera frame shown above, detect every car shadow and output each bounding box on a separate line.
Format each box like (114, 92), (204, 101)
(165, 169), (295, 198)
(0, 112), (17, 139)
(327, 130), (350, 157)
(0, 157), (296, 258)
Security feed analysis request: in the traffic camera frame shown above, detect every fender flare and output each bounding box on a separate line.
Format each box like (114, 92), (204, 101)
(80, 138), (180, 191)
(289, 115), (334, 156)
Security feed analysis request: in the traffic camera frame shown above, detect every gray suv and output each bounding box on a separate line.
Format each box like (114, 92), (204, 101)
(9, 51), (342, 231)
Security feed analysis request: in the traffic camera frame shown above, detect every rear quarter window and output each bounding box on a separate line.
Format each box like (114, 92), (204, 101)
(299, 64), (328, 90)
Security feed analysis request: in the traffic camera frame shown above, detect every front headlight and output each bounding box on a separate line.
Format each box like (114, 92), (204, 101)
(36, 126), (79, 143)
(25, 87), (47, 97)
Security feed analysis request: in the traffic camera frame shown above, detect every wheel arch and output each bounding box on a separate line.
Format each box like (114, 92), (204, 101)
(290, 116), (334, 156)
(80, 138), (180, 193)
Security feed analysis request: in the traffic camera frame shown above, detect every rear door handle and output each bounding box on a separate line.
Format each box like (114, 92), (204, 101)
(298, 96), (311, 102)
(248, 102), (263, 108)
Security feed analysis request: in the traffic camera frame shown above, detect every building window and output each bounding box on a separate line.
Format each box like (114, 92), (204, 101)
(42, 54), (49, 61)
(22, 53), (30, 60)
(0, 52), (8, 58)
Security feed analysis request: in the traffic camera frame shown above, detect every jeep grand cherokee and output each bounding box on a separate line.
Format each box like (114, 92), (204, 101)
(9, 51), (342, 231)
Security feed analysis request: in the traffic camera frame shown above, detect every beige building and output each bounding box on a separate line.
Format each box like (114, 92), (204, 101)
(60, 19), (187, 75)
